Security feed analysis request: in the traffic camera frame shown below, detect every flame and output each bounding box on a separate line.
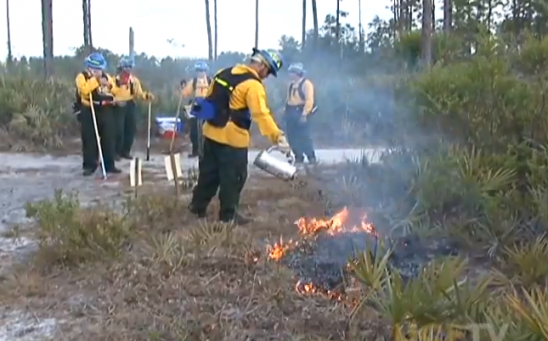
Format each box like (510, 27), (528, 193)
(295, 280), (345, 301)
(267, 207), (378, 304)
(295, 207), (377, 236)
(267, 238), (299, 261)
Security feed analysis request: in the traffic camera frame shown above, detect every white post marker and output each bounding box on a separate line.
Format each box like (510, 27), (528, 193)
(129, 157), (142, 187)
(164, 153), (182, 181)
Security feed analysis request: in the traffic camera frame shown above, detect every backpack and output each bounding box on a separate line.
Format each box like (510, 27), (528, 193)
(288, 78), (318, 114)
(115, 75), (135, 95)
(288, 78), (307, 102)
(192, 68), (260, 129)
(72, 71), (91, 114)
(72, 71), (112, 115)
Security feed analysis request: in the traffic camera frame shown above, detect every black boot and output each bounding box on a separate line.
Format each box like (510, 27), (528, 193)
(107, 167), (122, 174)
(188, 204), (206, 218)
(83, 169), (95, 176)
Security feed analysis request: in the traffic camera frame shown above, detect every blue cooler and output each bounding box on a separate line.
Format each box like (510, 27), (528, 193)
(155, 116), (184, 139)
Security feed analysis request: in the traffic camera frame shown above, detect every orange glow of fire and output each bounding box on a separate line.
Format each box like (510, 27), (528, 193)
(267, 238), (299, 261)
(266, 207), (378, 303)
(295, 280), (345, 301)
(295, 207), (377, 236)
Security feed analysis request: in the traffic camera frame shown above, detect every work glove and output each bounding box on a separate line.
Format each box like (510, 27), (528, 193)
(145, 93), (155, 101)
(299, 114), (307, 123)
(276, 133), (291, 154)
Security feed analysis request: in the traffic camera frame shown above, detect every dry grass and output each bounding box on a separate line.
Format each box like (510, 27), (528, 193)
(0, 177), (379, 341)
(5, 167), (548, 340)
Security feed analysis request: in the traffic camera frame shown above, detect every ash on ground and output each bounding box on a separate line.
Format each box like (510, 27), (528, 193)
(279, 231), (460, 293)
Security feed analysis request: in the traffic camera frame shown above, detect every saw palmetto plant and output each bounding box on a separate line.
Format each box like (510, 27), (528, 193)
(505, 286), (548, 340)
(495, 235), (548, 288)
(0, 75), (74, 150)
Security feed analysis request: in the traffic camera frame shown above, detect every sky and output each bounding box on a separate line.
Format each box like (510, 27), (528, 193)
(0, 0), (390, 59)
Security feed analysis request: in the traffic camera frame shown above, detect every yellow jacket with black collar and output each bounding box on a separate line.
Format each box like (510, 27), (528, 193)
(113, 74), (150, 102)
(75, 71), (120, 107)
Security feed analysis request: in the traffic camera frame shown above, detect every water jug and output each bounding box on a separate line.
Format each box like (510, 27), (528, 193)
(253, 146), (297, 180)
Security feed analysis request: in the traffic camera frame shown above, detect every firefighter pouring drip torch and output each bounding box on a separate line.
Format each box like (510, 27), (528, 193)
(188, 48), (290, 225)
(284, 63), (317, 165)
(181, 61), (212, 158)
(113, 56), (155, 160)
(74, 52), (122, 177)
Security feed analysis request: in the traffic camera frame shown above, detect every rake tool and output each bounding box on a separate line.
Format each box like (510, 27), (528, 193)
(146, 101), (152, 161)
(89, 93), (107, 180)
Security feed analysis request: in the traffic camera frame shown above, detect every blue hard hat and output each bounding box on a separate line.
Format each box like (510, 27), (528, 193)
(251, 48), (284, 77)
(118, 56), (135, 68)
(84, 52), (107, 70)
(194, 61), (209, 72)
(288, 63), (305, 75)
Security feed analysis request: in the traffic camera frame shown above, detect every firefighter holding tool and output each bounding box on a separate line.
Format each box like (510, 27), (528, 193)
(188, 48), (290, 225)
(75, 52), (122, 176)
(113, 56), (154, 160)
(180, 61), (212, 157)
(284, 63), (317, 164)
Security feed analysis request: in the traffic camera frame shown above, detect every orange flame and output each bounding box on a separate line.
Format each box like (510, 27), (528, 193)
(295, 280), (345, 301)
(295, 207), (377, 236)
(267, 238), (299, 261)
(267, 207), (378, 304)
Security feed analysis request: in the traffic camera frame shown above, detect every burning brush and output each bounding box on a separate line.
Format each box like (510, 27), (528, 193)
(267, 207), (379, 302)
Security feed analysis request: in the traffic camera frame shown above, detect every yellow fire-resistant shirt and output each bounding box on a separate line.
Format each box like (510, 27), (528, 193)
(75, 71), (120, 107)
(113, 74), (149, 102)
(286, 78), (315, 115)
(181, 76), (210, 98)
(202, 64), (283, 148)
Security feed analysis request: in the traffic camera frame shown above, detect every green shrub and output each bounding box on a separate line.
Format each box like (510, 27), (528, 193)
(25, 190), (133, 266)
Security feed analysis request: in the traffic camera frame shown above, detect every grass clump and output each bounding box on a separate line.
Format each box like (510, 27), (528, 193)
(25, 189), (134, 267)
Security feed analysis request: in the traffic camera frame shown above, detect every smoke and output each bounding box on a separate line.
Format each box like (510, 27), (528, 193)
(265, 45), (445, 296)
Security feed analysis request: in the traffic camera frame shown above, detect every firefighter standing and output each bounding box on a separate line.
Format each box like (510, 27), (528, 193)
(181, 61), (211, 157)
(75, 53), (121, 176)
(113, 56), (154, 160)
(285, 63), (317, 164)
(188, 48), (290, 225)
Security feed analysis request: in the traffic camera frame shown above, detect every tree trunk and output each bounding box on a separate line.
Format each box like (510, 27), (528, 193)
(254, 0), (259, 48)
(312, 0), (319, 49)
(82, 0), (93, 53)
(213, 0), (218, 59)
(205, 0), (213, 61)
(301, 0), (307, 49)
(486, 0), (493, 30)
(359, 0), (364, 52)
(6, 0), (13, 67)
(41, 0), (53, 78)
(82, 0), (91, 52)
(336, 0), (341, 41)
(443, 0), (452, 31)
(432, 0), (436, 31)
(421, 0), (433, 66)
(87, 0), (93, 50)
(129, 27), (134, 57)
